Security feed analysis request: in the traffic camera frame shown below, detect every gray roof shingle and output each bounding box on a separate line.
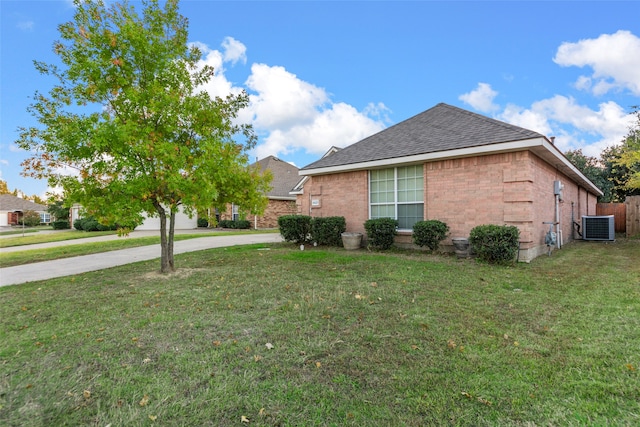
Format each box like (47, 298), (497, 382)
(253, 156), (300, 199)
(0, 194), (47, 212)
(301, 103), (545, 170)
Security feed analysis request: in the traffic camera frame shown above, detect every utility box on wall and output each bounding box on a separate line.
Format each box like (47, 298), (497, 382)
(554, 180), (564, 201)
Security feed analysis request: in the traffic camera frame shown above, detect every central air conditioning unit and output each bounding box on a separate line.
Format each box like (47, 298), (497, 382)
(582, 215), (615, 241)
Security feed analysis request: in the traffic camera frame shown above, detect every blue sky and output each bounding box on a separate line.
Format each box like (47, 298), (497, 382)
(1, 0), (639, 198)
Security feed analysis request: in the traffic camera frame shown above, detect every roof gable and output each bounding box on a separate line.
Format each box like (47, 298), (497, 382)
(253, 156), (300, 199)
(301, 103), (544, 170)
(0, 194), (47, 212)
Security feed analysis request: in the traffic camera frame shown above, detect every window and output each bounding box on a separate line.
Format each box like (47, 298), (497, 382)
(370, 165), (423, 229)
(232, 204), (239, 221)
(40, 212), (51, 224)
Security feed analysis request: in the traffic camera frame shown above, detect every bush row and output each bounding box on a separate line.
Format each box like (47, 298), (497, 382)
(277, 215), (346, 246)
(217, 219), (251, 229)
(278, 215), (520, 264)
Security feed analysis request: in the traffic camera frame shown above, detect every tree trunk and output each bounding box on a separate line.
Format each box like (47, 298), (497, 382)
(156, 202), (171, 273)
(168, 210), (176, 271)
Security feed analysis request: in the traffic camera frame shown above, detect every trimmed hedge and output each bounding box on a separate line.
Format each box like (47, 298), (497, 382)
(278, 215), (311, 244)
(364, 218), (398, 250)
(197, 217), (209, 228)
(412, 220), (449, 251)
(469, 224), (520, 264)
(311, 216), (346, 246)
(73, 216), (129, 232)
(52, 220), (71, 230)
(218, 219), (250, 229)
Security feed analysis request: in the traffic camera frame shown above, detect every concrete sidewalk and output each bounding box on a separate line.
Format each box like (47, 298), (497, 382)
(0, 233), (282, 287)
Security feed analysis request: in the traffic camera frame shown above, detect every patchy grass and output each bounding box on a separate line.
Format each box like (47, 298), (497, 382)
(1, 239), (639, 426)
(0, 230), (278, 267)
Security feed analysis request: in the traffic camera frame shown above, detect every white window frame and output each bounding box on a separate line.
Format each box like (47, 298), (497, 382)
(369, 165), (424, 230)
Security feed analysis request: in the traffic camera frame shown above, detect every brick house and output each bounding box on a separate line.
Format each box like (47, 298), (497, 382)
(217, 155), (299, 228)
(296, 103), (602, 261)
(0, 194), (50, 226)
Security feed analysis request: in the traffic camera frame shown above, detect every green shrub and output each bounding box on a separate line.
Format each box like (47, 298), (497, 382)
(278, 215), (312, 244)
(412, 220), (450, 251)
(73, 216), (118, 232)
(197, 217), (209, 228)
(52, 220), (71, 230)
(20, 210), (42, 227)
(469, 224), (520, 264)
(311, 216), (346, 246)
(364, 218), (398, 250)
(218, 219), (251, 229)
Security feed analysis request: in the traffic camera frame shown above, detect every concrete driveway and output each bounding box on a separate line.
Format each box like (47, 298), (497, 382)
(0, 232), (282, 287)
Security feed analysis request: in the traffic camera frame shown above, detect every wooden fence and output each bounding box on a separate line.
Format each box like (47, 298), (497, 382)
(626, 195), (640, 237)
(595, 196), (640, 237)
(596, 202), (627, 233)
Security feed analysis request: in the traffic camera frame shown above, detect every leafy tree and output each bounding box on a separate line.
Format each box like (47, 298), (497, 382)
(20, 210), (42, 227)
(614, 106), (640, 193)
(601, 143), (640, 202)
(47, 200), (70, 221)
(0, 180), (10, 194)
(564, 149), (613, 202)
(17, 0), (270, 273)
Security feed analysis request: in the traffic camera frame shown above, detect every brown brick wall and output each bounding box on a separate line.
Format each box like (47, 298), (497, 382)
(296, 150), (600, 261)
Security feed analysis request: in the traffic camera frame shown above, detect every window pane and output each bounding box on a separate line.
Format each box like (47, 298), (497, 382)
(371, 204), (394, 219)
(398, 203), (424, 229)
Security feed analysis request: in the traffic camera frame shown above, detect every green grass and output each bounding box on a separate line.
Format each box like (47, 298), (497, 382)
(0, 230), (117, 247)
(1, 239), (639, 426)
(0, 230), (277, 267)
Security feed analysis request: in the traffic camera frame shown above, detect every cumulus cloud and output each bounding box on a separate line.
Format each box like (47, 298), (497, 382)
(497, 96), (633, 157)
(554, 30), (640, 96)
(190, 37), (389, 162)
(459, 83), (499, 113)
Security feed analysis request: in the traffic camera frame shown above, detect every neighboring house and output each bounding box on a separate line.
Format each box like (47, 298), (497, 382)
(216, 156), (299, 228)
(0, 194), (50, 226)
(70, 203), (197, 230)
(296, 103), (602, 261)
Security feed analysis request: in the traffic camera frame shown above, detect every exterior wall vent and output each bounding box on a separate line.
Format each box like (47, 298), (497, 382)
(582, 215), (615, 241)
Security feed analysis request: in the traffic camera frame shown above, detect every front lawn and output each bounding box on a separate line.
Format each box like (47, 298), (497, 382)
(1, 239), (638, 425)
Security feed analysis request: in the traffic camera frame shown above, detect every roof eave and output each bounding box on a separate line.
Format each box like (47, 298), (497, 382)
(300, 138), (603, 196)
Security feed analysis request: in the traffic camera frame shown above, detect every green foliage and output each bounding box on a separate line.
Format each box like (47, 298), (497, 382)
(197, 217), (208, 228)
(469, 224), (520, 265)
(311, 216), (346, 246)
(47, 200), (70, 222)
(412, 219), (449, 251)
(218, 219), (251, 229)
(565, 149), (614, 202)
(52, 220), (71, 230)
(73, 216), (120, 232)
(19, 210), (42, 227)
(364, 218), (398, 250)
(16, 0), (271, 272)
(278, 215), (311, 244)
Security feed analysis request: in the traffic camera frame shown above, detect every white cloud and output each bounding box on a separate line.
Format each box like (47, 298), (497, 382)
(17, 20), (34, 31)
(554, 30), (640, 96)
(189, 38), (389, 162)
(221, 36), (247, 65)
(497, 96), (633, 157)
(255, 102), (386, 160)
(459, 83), (499, 113)
(245, 63), (329, 130)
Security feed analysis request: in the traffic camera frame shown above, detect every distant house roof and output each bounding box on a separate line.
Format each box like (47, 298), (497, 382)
(253, 156), (300, 200)
(300, 103), (602, 196)
(0, 194), (47, 212)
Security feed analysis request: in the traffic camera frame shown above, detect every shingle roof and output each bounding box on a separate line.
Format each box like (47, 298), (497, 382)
(0, 194), (47, 212)
(301, 103), (545, 170)
(253, 156), (300, 199)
